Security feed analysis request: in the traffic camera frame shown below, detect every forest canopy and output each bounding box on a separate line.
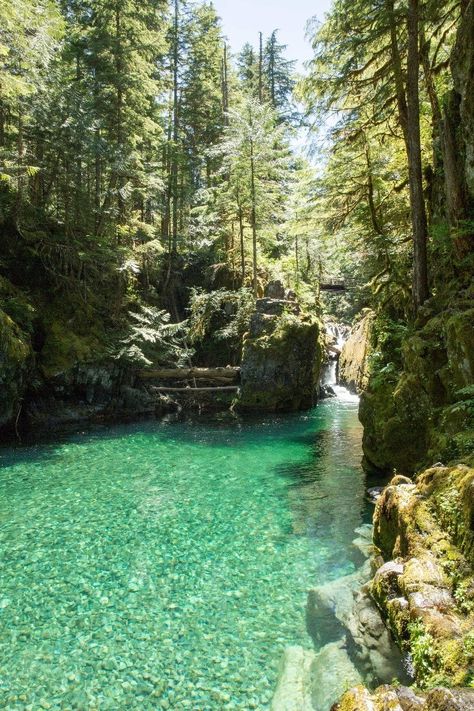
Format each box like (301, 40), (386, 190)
(0, 0), (473, 367)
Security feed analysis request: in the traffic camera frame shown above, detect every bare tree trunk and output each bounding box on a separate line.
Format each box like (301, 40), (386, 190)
(407, 0), (429, 309)
(249, 136), (258, 297)
(258, 32), (263, 103)
(237, 195), (245, 286)
(115, 5), (124, 229)
(171, 0), (180, 255)
(222, 44), (229, 123)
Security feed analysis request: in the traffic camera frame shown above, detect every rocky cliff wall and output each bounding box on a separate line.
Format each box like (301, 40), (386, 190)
(339, 310), (375, 394)
(238, 297), (323, 412)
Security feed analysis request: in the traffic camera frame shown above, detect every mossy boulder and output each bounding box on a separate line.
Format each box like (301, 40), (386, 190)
(334, 685), (474, 710)
(360, 372), (432, 474)
(237, 304), (322, 412)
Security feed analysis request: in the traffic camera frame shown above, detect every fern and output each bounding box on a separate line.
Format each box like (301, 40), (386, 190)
(116, 306), (193, 367)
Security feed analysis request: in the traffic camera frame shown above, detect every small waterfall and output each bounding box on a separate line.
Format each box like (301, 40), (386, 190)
(321, 323), (359, 403)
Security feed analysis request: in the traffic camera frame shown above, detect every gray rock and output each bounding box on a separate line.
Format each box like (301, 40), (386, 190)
(265, 280), (286, 300)
(425, 688), (474, 710)
(311, 640), (362, 711)
(255, 298), (300, 316)
(271, 646), (315, 711)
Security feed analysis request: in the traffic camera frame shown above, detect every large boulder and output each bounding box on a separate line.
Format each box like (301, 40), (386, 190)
(270, 642), (362, 711)
(237, 300), (322, 412)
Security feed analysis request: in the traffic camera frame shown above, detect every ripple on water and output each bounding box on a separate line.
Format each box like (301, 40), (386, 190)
(0, 402), (370, 709)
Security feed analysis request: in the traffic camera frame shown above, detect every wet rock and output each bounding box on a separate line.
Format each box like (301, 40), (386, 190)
(311, 640), (362, 711)
(345, 584), (409, 685)
(367, 486), (384, 503)
(306, 561), (372, 647)
(307, 558), (406, 689)
(319, 384), (337, 399)
(270, 646), (315, 711)
(353, 524), (375, 557)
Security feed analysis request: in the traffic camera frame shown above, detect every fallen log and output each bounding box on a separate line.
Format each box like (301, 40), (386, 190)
(137, 367), (240, 381)
(152, 385), (239, 393)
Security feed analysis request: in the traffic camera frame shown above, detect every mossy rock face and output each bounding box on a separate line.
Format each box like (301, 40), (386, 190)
(361, 372), (431, 474)
(369, 467), (474, 692)
(335, 685), (474, 710)
(0, 308), (33, 429)
(445, 309), (474, 395)
(237, 307), (322, 412)
(361, 303), (474, 474)
(39, 312), (106, 379)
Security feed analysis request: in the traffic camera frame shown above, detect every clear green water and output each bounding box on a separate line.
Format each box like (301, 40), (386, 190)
(0, 400), (371, 710)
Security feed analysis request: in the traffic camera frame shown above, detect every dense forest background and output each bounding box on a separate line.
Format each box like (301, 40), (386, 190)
(0, 0), (472, 394)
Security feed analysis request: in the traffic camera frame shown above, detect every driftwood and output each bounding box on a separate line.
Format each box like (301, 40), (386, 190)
(137, 367), (240, 381)
(152, 385), (239, 393)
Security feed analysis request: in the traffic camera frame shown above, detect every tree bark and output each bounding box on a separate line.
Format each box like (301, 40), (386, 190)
(407, 0), (429, 309)
(249, 135), (258, 297)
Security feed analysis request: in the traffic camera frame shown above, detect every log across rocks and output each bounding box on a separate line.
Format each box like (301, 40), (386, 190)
(136, 367), (240, 384)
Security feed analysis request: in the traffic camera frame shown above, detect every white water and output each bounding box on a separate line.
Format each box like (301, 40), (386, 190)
(323, 323), (360, 404)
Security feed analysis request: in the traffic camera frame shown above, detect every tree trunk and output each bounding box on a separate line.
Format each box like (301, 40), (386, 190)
(249, 137), (258, 297)
(171, 0), (180, 255)
(407, 0), (429, 309)
(115, 5), (125, 228)
(237, 195), (246, 286)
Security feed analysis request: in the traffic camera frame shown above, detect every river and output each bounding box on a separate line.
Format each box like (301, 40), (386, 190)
(0, 397), (373, 709)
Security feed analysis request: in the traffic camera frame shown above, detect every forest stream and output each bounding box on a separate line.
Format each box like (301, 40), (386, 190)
(0, 393), (380, 710)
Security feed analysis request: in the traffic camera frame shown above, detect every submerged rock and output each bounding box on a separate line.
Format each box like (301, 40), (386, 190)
(271, 646), (315, 711)
(271, 642), (362, 711)
(311, 640), (362, 711)
(306, 555), (407, 689)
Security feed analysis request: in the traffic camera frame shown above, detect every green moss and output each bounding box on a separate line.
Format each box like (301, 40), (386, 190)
(238, 312), (323, 412)
(407, 621), (439, 687)
(40, 318), (105, 377)
(0, 308), (33, 427)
